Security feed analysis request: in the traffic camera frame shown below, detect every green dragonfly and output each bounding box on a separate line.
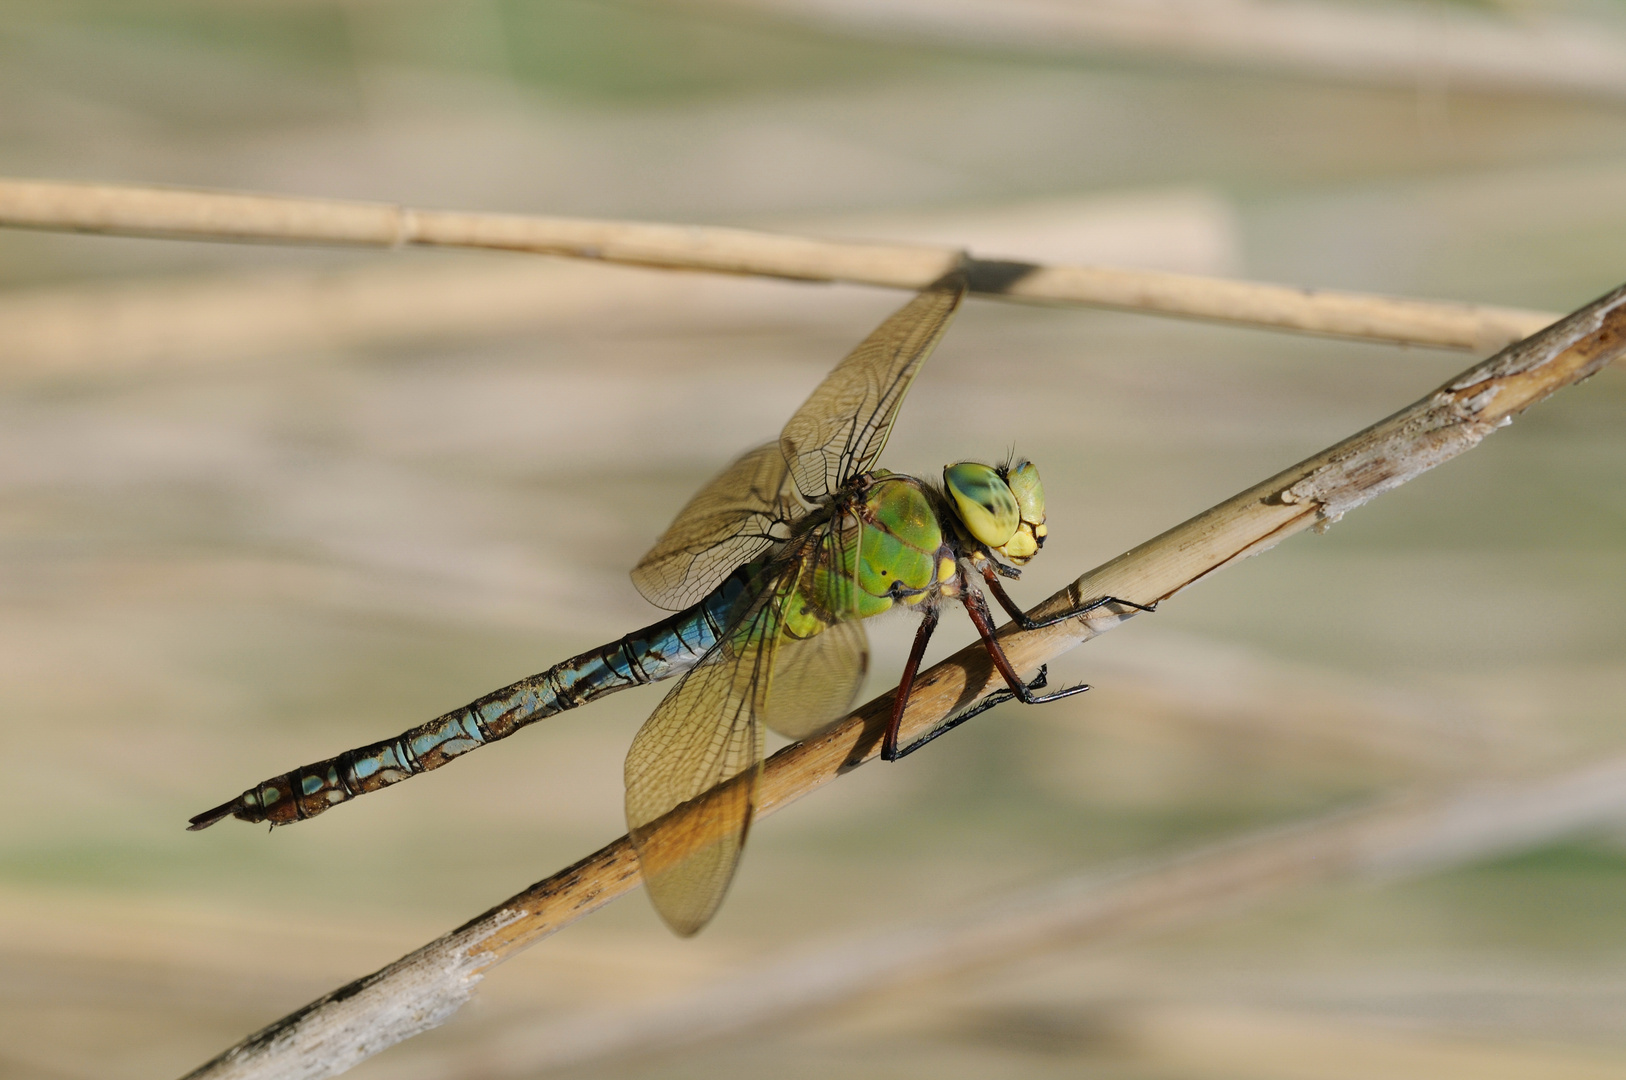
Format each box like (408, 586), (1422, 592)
(189, 274), (1154, 935)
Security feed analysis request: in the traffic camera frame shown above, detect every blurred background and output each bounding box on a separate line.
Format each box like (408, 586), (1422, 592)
(3, 1), (1626, 1077)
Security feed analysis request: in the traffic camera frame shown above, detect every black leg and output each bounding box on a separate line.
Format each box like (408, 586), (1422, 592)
(961, 586), (1092, 707)
(981, 565), (1157, 632)
(888, 666), (1066, 760)
(883, 572), (1138, 763)
(989, 559), (1022, 580)
(882, 606), (940, 761)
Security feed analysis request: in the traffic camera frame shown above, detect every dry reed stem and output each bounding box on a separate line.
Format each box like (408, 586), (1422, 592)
(400, 751), (1626, 1077)
(0, 178), (1553, 352)
(181, 282), (1626, 1080)
(1110, 1002), (1626, 1080)
(735, 0), (1626, 103)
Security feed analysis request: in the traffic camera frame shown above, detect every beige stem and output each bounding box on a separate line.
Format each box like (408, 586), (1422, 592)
(0, 177), (1555, 352)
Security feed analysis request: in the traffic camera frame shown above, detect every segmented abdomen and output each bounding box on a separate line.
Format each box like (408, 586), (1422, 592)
(192, 566), (751, 828)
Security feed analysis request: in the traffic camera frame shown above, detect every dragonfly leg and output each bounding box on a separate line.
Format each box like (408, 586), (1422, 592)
(962, 584), (1092, 707)
(886, 666), (1051, 761)
(980, 564), (1157, 631)
(885, 584), (1094, 763)
(882, 606), (940, 761)
(987, 558), (1022, 581)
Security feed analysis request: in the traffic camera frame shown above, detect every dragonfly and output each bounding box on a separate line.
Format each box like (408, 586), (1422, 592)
(189, 274), (1155, 935)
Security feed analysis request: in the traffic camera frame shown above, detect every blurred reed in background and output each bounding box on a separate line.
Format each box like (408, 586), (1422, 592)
(2, 2), (1626, 1078)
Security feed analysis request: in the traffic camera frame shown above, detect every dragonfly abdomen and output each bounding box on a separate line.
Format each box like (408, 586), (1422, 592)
(188, 566), (752, 830)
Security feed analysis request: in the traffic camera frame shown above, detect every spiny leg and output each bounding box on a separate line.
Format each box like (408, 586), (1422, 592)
(884, 584), (1096, 761)
(885, 575), (1151, 763)
(886, 665), (1053, 761)
(980, 564), (1157, 631)
(882, 605), (940, 761)
(961, 584), (1092, 707)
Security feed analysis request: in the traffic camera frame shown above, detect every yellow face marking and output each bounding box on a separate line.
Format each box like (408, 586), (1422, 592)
(1001, 530), (1037, 561)
(937, 556), (958, 583)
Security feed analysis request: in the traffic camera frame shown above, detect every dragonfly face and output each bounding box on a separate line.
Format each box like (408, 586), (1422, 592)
(1001, 460), (1048, 562)
(943, 459), (1047, 565)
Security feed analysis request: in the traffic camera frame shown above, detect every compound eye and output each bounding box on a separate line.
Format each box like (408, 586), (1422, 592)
(944, 462), (1019, 547)
(1003, 459), (1046, 525)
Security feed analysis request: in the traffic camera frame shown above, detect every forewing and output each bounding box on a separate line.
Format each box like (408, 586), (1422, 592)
(631, 441), (798, 610)
(624, 594), (781, 936)
(779, 275), (965, 500)
(763, 617), (868, 742)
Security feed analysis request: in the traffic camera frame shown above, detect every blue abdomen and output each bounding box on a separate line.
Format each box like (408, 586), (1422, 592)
(210, 563), (755, 827)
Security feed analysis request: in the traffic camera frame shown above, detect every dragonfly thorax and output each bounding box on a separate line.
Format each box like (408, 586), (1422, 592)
(845, 473), (949, 613)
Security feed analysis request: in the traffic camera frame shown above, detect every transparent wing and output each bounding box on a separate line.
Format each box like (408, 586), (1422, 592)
(633, 276), (964, 610)
(624, 581), (787, 936)
(762, 506), (868, 740)
(631, 441), (800, 611)
(780, 275), (965, 501)
(762, 617), (868, 742)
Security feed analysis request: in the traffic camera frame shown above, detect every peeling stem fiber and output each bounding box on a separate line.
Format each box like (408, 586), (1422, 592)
(0, 177), (1555, 351)
(181, 282), (1626, 1080)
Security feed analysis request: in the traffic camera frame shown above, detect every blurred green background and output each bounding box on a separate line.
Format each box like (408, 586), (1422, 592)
(2, 1), (1626, 1078)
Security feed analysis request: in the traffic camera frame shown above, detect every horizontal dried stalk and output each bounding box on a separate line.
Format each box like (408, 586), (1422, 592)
(403, 751), (1626, 1077)
(181, 282), (1626, 1080)
(736, 0), (1626, 103)
(0, 178), (1553, 352)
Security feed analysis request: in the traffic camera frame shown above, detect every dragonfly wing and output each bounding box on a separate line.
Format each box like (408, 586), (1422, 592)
(763, 617), (868, 742)
(634, 277), (964, 609)
(631, 441), (799, 610)
(624, 591), (782, 936)
(762, 514), (869, 741)
(779, 275), (965, 501)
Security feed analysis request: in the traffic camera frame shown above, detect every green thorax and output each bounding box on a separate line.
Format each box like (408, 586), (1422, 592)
(779, 472), (949, 638)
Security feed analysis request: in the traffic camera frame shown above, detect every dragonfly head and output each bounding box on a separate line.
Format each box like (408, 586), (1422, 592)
(943, 459), (1047, 565)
